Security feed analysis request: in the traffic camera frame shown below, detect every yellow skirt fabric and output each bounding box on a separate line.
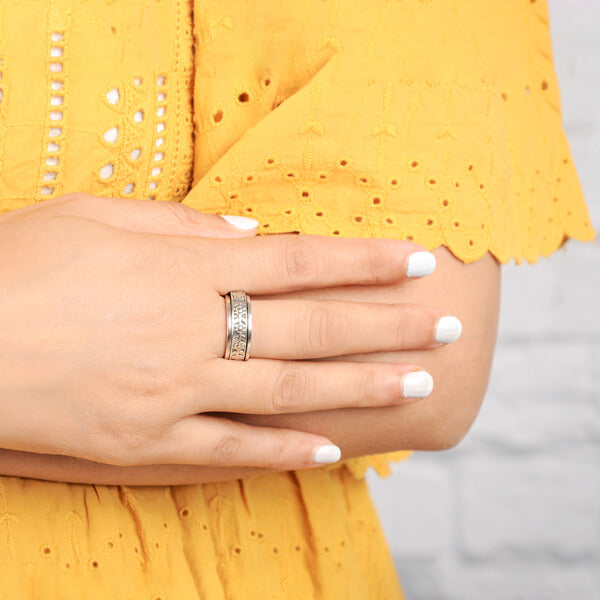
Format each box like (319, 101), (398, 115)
(0, 0), (595, 597)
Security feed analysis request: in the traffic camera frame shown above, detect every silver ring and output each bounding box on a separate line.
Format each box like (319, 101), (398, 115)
(223, 290), (252, 360)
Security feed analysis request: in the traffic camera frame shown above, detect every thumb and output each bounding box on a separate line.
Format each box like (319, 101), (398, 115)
(30, 194), (260, 238)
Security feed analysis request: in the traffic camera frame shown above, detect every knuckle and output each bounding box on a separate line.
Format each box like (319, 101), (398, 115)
(282, 235), (320, 283)
(210, 435), (241, 464)
(163, 200), (199, 226)
(271, 365), (309, 413)
(304, 302), (346, 354)
(264, 437), (289, 470)
(363, 242), (391, 285)
(356, 366), (384, 407)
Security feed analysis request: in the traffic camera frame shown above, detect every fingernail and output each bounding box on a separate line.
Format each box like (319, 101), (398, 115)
(407, 251), (436, 277)
(403, 371), (434, 398)
(219, 214), (259, 229)
(435, 316), (462, 344)
(312, 444), (342, 464)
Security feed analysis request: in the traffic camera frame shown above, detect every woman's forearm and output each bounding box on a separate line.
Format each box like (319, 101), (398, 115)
(0, 447), (271, 486)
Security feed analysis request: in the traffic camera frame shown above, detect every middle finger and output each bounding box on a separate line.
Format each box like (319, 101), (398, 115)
(245, 298), (462, 359)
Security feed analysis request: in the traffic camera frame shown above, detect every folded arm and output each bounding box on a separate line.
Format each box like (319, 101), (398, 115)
(0, 245), (500, 485)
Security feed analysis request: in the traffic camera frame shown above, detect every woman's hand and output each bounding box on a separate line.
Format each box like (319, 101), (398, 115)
(0, 193), (458, 472)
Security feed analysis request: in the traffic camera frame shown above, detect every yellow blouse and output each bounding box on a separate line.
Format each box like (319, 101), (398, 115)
(0, 0), (594, 597)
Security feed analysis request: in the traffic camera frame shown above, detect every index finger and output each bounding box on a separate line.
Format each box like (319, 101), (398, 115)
(166, 233), (436, 295)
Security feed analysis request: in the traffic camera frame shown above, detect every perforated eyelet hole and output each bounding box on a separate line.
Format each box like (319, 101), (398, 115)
(285, 171), (296, 179)
(441, 199), (449, 208)
(354, 216), (363, 223)
(454, 181), (461, 189)
(148, 182), (158, 190)
(106, 88), (120, 105)
(229, 192), (239, 200)
(50, 95), (63, 106)
(332, 230), (340, 235)
(453, 221), (460, 228)
(479, 183), (484, 189)
(49, 111), (63, 121)
(45, 157), (59, 167)
(301, 190), (311, 198)
(156, 106), (166, 117)
(467, 164), (474, 171)
(154, 152), (164, 162)
(43, 171), (57, 181)
(501, 92), (508, 101)
(51, 32), (64, 42)
(48, 142), (60, 152)
(525, 85), (531, 95)
(213, 110), (223, 123)
(338, 159), (348, 167)
(284, 209), (292, 214)
(157, 92), (166, 102)
(541, 80), (548, 90)
(315, 211), (323, 217)
(133, 76), (142, 85)
(41, 187), (53, 195)
(50, 62), (63, 72)
(134, 110), (144, 123)
(157, 75), (166, 86)
(104, 127), (119, 143)
(213, 175), (222, 183)
(49, 127), (62, 137)
(124, 183), (135, 194)
(51, 80), (64, 90)
(426, 218), (435, 226)
(390, 178), (398, 187)
(151, 167), (162, 177)
(409, 160), (420, 171)
(468, 239), (474, 246)
(318, 171), (328, 180)
(157, 122), (165, 133)
(266, 157), (275, 165)
(372, 197), (381, 204)
(50, 47), (63, 58)
(237, 91), (250, 103)
(406, 235), (414, 241)
(100, 164), (114, 179)
(155, 137), (165, 147)
(385, 218), (393, 224)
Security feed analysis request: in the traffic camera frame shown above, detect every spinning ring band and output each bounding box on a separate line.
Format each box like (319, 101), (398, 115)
(224, 290), (252, 360)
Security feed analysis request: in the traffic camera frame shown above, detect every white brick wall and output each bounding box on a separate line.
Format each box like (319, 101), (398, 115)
(368, 2), (600, 597)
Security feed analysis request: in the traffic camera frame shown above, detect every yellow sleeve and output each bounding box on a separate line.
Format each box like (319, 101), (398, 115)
(182, 0), (595, 477)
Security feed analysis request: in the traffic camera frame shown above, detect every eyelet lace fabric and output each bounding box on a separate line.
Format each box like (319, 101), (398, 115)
(0, 0), (594, 597)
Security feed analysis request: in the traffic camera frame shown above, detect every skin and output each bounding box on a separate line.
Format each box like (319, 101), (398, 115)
(0, 242), (501, 486)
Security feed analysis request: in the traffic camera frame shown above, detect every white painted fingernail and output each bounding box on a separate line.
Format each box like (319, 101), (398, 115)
(403, 371), (434, 398)
(407, 251), (436, 277)
(219, 214), (259, 229)
(312, 444), (342, 464)
(435, 316), (462, 344)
